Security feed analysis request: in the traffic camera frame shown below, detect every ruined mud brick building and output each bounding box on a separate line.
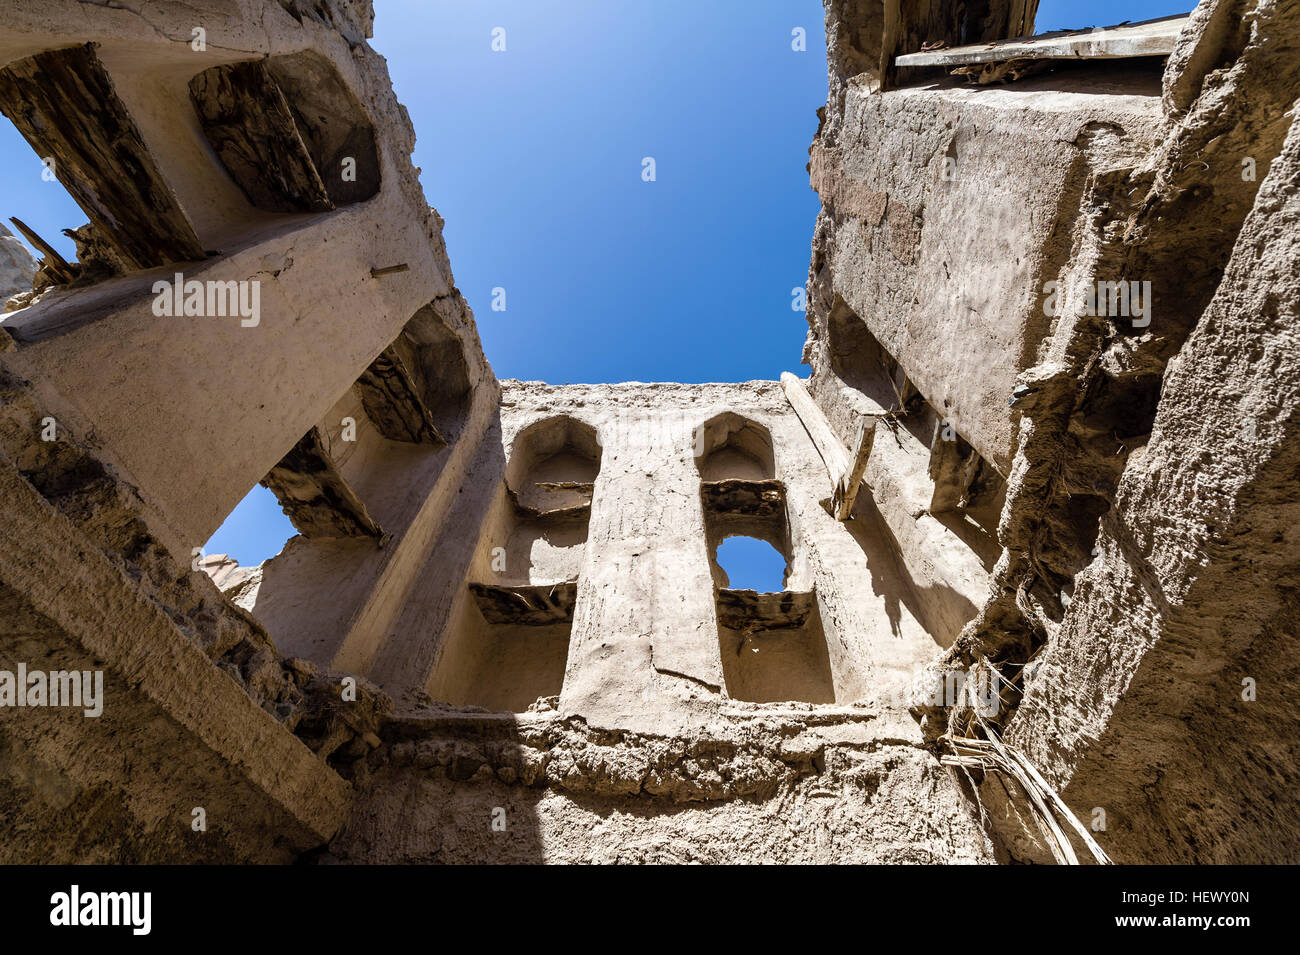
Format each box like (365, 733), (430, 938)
(0, 0), (1295, 864)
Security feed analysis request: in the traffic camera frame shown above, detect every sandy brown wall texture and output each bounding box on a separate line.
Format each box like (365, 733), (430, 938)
(807, 0), (1300, 862)
(0, 0), (1297, 864)
(320, 380), (994, 863)
(0, 0), (478, 862)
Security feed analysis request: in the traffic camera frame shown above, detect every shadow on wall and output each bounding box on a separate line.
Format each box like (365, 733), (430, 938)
(328, 713), (552, 863)
(842, 492), (978, 648)
(825, 298), (1001, 647)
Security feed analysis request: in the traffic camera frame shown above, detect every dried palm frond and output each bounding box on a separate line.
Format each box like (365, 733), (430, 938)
(940, 659), (1112, 865)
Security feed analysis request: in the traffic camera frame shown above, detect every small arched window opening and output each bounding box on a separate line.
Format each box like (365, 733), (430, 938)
(693, 413), (833, 704)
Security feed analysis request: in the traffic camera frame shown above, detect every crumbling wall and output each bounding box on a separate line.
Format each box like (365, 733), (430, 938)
(2, 0), (1295, 866)
(312, 380), (994, 862)
(998, 60), (1300, 864)
(325, 702), (993, 864)
(809, 0), (1300, 862)
(821, 0), (1039, 105)
(0, 0), (477, 863)
(0, 0), (495, 562)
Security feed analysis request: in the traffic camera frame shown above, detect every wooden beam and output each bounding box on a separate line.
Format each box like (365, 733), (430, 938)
(189, 60), (334, 214)
(261, 427), (383, 539)
(895, 15), (1187, 68)
(782, 372), (850, 478)
(0, 44), (205, 270)
(715, 588), (816, 631)
(700, 479), (785, 518)
(781, 372), (875, 521)
(835, 416), (876, 520)
(468, 581), (577, 626)
(354, 346), (446, 445)
(8, 217), (74, 284)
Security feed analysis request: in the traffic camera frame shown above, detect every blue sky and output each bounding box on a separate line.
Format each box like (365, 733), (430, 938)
(1, 0), (1192, 580)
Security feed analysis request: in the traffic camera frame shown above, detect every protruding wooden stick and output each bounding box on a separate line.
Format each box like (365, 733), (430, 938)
(836, 416), (875, 520)
(781, 372), (875, 520)
(9, 216), (75, 283)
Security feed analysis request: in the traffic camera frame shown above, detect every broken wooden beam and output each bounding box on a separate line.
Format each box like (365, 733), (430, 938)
(715, 588), (816, 631)
(261, 427), (383, 539)
(700, 479), (786, 518)
(895, 15), (1188, 69)
(0, 44), (206, 271)
(506, 483), (591, 522)
(354, 346), (446, 445)
(834, 417), (875, 521)
(469, 581), (577, 626)
(782, 372), (850, 478)
(535, 481), (595, 494)
(8, 217), (75, 284)
(189, 60), (334, 214)
(780, 372), (875, 520)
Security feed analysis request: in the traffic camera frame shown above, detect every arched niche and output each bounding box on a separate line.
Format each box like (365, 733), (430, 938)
(507, 416), (602, 514)
(427, 415), (600, 713)
(694, 412), (775, 482)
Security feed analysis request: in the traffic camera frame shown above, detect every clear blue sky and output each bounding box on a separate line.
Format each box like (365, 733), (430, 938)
(0, 0), (1192, 580)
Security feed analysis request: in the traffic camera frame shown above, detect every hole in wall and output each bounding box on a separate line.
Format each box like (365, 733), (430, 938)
(353, 301), (474, 448)
(693, 411), (837, 704)
(0, 114), (176, 296)
(694, 412), (791, 588)
(714, 535), (788, 592)
(505, 415), (601, 516)
(0, 119), (82, 267)
(0, 44), (205, 277)
(266, 51), (381, 206)
(199, 483), (297, 594)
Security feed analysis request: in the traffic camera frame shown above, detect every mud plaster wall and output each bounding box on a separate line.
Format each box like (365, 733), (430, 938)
(807, 67), (1165, 473)
(805, 0), (1300, 864)
(320, 380), (997, 862)
(416, 381), (964, 730)
(1001, 98), (1300, 865)
(0, 0), (492, 563)
(1, 0), (1296, 864)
